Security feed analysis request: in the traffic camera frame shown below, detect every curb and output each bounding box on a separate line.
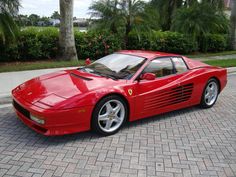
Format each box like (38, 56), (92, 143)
(1, 67), (236, 106)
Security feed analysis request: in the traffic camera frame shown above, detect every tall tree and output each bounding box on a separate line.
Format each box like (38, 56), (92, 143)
(59, 0), (78, 61)
(0, 0), (20, 43)
(230, 0), (236, 50)
(28, 14), (40, 26)
(51, 11), (61, 19)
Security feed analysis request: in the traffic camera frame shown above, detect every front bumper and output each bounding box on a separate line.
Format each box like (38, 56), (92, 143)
(12, 96), (93, 136)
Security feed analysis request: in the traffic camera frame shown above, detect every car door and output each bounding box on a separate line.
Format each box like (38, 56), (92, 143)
(134, 57), (190, 120)
(172, 57), (199, 106)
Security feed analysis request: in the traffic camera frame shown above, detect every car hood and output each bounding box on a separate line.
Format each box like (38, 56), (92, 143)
(14, 69), (125, 106)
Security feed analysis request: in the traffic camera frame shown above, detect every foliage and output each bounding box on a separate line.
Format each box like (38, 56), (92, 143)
(89, 0), (150, 47)
(51, 11), (60, 19)
(17, 14), (53, 27)
(199, 34), (227, 52)
(28, 14), (41, 26)
(0, 27), (231, 62)
(150, 0), (182, 31)
(171, 2), (229, 40)
(75, 31), (122, 60)
(89, 0), (122, 33)
(0, 27), (122, 61)
(230, 0), (236, 50)
(127, 31), (197, 54)
(0, 0), (20, 43)
(0, 27), (59, 61)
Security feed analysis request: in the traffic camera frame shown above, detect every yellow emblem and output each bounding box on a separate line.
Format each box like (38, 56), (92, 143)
(128, 89), (133, 96)
(78, 109), (86, 113)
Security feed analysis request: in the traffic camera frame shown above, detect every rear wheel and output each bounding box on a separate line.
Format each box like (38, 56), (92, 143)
(200, 78), (219, 108)
(91, 95), (128, 136)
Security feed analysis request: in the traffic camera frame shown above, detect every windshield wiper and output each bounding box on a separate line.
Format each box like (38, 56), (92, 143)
(91, 70), (119, 80)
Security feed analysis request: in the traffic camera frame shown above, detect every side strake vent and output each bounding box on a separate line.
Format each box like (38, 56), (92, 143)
(70, 73), (92, 81)
(143, 83), (193, 111)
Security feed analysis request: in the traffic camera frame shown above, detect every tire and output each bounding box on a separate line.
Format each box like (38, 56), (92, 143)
(91, 95), (128, 136)
(200, 78), (219, 108)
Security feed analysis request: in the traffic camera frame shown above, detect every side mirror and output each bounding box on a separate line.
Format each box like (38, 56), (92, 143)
(140, 73), (156, 81)
(85, 58), (91, 65)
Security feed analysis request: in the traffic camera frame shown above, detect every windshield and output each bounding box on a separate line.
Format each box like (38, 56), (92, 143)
(80, 53), (146, 80)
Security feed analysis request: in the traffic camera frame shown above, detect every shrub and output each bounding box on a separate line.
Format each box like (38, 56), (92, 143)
(0, 27), (60, 61)
(75, 31), (122, 60)
(37, 27), (59, 59)
(127, 31), (197, 54)
(17, 27), (43, 60)
(0, 28), (121, 61)
(199, 34), (227, 52)
(0, 27), (229, 62)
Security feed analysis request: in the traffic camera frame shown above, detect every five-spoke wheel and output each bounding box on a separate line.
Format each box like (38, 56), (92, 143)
(92, 95), (128, 135)
(200, 78), (219, 108)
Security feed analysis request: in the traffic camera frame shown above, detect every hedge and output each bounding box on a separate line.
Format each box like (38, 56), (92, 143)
(198, 34), (228, 52)
(75, 31), (122, 60)
(127, 31), (197, 54)
(0, 27), (229, 62)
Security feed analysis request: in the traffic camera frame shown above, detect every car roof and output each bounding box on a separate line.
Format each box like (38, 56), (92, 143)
(118, 50), (180, 60)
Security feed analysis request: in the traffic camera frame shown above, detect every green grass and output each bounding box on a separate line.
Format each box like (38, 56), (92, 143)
(186, 51), (236, 58)
(203, 59), (236, 68)
(0, 60), (85, 73)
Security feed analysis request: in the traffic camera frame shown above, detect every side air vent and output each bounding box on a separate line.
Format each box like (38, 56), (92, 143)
(70, 73), (92, 81)
(143, 83), (193, 111)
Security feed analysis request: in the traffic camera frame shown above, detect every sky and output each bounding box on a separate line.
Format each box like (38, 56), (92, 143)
(20, 0), (93, 18)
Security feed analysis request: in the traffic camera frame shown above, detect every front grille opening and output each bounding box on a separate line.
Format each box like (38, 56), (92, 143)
(13, 100), (30, 119)
(32, 124), (48, 134)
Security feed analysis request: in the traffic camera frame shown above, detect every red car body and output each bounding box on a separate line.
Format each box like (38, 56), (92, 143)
(12, 50), (227, 135)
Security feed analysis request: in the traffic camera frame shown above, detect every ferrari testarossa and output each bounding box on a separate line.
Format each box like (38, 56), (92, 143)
(12, 50), (227, 136)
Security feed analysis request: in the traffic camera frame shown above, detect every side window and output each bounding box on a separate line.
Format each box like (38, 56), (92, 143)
(172, 57), (188, 73)
(143, 58), (174, 78)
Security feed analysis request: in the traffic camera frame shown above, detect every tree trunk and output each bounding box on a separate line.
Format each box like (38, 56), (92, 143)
(230, 0), (236, 50)
(59, 0), (78, 61)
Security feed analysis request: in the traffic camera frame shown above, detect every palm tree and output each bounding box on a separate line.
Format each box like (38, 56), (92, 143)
(0, 0), (20, 43)
(59, 0), (78, 61)
(150, 0), (183, 31)
(89, 0), (147, 47)
(230, 0), (236, 50)
(89, 0), (122, 33)
(171, 2), (228, 39)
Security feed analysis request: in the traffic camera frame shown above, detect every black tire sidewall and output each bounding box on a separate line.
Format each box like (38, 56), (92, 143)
(200, 78), (219, 109)
(91, 95), (128, 136)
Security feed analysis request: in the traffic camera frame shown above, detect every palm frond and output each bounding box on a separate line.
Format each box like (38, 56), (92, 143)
(0, 0), (20, 43)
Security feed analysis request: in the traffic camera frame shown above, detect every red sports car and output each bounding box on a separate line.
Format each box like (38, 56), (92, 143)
(12, 50), (227, 136)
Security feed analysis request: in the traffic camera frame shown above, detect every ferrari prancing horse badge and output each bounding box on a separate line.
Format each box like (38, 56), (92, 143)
(128, 89), (133, 96)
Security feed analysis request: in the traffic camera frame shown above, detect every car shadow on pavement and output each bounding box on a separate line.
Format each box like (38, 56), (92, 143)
(123, 106), (200, 130)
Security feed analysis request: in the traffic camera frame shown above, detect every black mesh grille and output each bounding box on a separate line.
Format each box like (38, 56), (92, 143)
(13, 100), (30, 119)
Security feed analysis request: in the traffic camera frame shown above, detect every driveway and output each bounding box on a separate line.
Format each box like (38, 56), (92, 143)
(0, 75), (236, 177)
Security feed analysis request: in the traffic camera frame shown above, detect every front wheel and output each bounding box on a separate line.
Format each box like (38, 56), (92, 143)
(91, 95), (128, 136)
(200, 78), (219, 108)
